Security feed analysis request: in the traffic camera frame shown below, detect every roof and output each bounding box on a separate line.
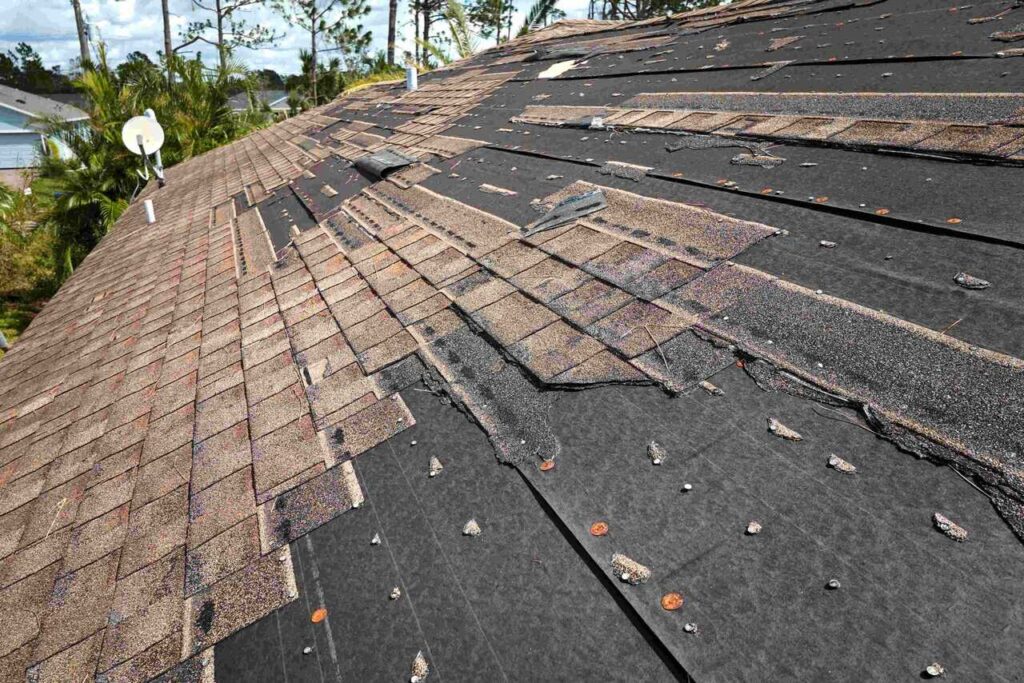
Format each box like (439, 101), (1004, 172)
(2, 1), (1024, 680)
(0, 84), (89, 124)
(228, 90), (290, 112)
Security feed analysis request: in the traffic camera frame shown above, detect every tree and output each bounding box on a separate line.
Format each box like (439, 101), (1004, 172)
(71, 0), (91, 68)
(517, 0), (563, 37)
(162, 0), (174, 83)
(273, 0), (371, 105)
(387, 0), (398, 65)
(180, 0), (280, 73)
(467, 0), (512, 44)
(595, 0), (722, 20)
(419, 0), (445, 66)
(253, 68), (286, 89)
(443, 0), (477, 59)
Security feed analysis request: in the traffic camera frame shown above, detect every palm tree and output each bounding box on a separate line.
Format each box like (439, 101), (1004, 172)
(387, 0), (399, 64)
(518, 0), (563, 36)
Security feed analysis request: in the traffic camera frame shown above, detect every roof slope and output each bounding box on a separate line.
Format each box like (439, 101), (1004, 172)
(2, 1), (1024, 680)
(0, 84), (89, 124)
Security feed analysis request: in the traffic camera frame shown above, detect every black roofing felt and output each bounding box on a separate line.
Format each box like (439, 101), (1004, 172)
(218, 385), (682, 682)
(258, 187), (319, 252)
(217, 1), (1024, 680)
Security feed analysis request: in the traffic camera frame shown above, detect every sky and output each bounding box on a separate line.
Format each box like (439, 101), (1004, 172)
(0, 0), (592, 77)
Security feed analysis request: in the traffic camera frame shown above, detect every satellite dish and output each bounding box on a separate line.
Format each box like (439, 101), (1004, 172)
(121, 116), (164, 155)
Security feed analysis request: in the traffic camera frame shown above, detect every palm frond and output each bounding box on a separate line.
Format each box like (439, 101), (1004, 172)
(416, 38), (453, 66)
(518, 0), (560, 36)
(444, 0), (479, 59)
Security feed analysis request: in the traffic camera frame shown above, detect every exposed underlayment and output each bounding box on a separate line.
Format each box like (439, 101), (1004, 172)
(2, 0), (1024, 680)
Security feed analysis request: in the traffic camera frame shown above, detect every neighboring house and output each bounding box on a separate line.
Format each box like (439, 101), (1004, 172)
(228, 89), (289, 115)
(0, 84), (88, 171)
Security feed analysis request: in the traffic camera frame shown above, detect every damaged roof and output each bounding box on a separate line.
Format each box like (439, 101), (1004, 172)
(2, 0), (1024, 680)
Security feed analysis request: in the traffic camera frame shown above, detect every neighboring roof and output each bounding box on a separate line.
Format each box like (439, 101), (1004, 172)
(0, 84), (89, 123)
(2, 1), (1024, 681)
(46, 92), (90, 112)
(229, 90), (289, 112)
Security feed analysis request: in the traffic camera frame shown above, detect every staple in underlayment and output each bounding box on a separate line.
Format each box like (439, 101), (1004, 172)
(767, 417), (803, 441)
(611, 553), (651, 585)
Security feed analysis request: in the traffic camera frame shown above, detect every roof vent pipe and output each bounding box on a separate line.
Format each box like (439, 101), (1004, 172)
(406, 65), (418, 92)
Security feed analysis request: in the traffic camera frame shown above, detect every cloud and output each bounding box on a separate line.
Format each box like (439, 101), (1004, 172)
(0, 0), (591, 76)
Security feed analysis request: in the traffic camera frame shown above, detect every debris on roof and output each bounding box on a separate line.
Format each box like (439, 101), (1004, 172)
(767, 417), (803, 441)
(611, 553), (651, 585)
(933, 513), (969, 542)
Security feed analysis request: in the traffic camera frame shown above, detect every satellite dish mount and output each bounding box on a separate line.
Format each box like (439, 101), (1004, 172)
(121, 110), (166, 187)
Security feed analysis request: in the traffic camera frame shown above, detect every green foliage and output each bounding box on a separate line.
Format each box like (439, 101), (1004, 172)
(180, 0), (281, 70)
(415, 38), (453, 67)
(272, 0), (372, 103)
(597, 0), (723, 20)
(444, 0), (479, 59)
(0, 43), (75, 93)
(517, 0), (564, 36)
(467, 0), (514, 42)
(1, 182), (57, 343)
